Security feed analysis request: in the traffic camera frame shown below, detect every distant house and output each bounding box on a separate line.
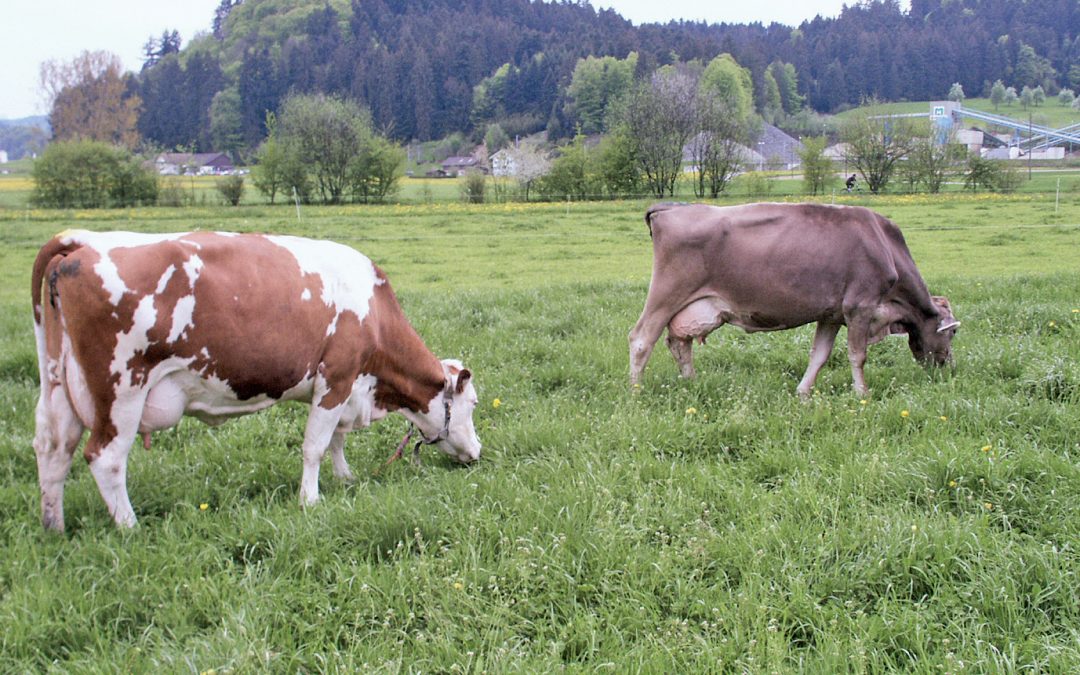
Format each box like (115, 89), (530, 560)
(0, 150), (8, 164)
(155, 152), (234, 176)
(490, 149), (516, 177)
(683, 123), (804, 172)
(753, 123), (805, 170)
(440, 155), (484, 177)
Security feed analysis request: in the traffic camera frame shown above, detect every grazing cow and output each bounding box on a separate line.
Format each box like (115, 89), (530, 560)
(31, 230), (481, 531)
(629, 203), (959, 396)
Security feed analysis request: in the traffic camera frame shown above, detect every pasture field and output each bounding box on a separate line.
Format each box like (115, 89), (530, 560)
(0, 195), (1078, 672)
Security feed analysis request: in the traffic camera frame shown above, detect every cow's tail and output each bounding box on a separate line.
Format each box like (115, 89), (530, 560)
(644, 202), (685, 238)
(31, 233), (84, 327)
(31, 233), (85, 387)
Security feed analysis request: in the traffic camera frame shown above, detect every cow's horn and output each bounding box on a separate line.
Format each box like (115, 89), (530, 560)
(937, 319), (960, 333)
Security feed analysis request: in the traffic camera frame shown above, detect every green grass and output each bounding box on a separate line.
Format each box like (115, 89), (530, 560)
(1, 196), (1079, 671)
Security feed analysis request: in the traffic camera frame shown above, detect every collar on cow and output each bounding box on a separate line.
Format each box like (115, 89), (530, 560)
(384, 392), (452, 467)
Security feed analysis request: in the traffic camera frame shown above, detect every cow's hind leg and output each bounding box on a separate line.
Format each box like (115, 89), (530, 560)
(328, 430), (355, 483)
(797, 322), (841, 398)
(629, 311), (671, 386)
(34, 386), (84, 532)
(84, 392), (150, 528)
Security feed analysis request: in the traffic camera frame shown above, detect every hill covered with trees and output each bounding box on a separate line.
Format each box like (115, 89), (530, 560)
(129, 0), (1080, 153)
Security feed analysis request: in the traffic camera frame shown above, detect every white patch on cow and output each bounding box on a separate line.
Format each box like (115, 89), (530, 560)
(265, 235), (382, 323)
(182, 254), (203, 288)
(155, 265), (177, 294)
(301, 288), (312, 301)
(110, 294), (158, 386)
(58, 230), (198, 306)
(168, 295), (197, 343)
(62, 333), (96, 428)
(337, 374), (387, 430)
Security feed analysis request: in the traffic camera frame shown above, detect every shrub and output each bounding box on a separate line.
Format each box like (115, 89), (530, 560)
(31, 140), (158, 208)
(460, 172), (487, 203)
(215, 175), (245, 206)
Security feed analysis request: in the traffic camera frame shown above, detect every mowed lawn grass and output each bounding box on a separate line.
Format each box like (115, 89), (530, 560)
(0, 195), (1078, 672)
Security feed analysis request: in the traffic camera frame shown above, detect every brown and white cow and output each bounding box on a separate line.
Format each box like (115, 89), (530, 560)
(31, 229), (481, 531)
(629, 202), (959, 396)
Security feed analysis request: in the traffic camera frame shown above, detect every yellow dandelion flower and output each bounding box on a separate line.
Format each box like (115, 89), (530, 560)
(981, 445), (992, 453)
(199, 503), (209, 511)
(453, 582), (464, 590)
(900, 410), (910, 418)
(859, 399), (868, 406)
(492, 398), (501, 409)
(948, 480), (957, 488)
(911, 524), (918, 532)
(685, 407), (697, 415)
(939, 415), (948, 421)
(1049, 321), (1057, 327)
(1072, 309), (1079, 314)
(984, 502), (993, 510)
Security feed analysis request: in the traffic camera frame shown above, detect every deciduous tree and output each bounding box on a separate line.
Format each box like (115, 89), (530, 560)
(840, 99), (918, 193)
(40, 51), (141, 148)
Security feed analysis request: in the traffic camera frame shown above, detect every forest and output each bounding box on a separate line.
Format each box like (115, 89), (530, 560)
(71, 0), (1080, 153)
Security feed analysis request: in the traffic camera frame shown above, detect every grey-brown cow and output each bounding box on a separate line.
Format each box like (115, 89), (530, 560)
(629, 202), (959, 396)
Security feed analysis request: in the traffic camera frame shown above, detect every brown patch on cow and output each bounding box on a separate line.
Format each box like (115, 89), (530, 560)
(47, 245), (123, 459)
(454, 369), (472, 395)
(367, 275), (445, 413)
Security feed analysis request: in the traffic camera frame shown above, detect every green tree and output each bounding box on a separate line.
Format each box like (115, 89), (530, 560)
(839, 98), (919, 193)
(1032, 85), (1046, 107)
(565, 53), (638, 134)
(947, 82), (965, 103)
(769, 61), (803, 115)
(348, 135), (405, 203)
(990, 79), (1006, 110)
(621, 67), (698, 198)
(688, 95), (757, 199)
(215, 175), (245, 205)
(276, 93), (378, 204)
(762, 69), (783, 123)
(963, 154), (1008, 192)
(32, 140), (158, 208)
(596, 128), (641, 198)
(484, 123), (510, 153)
(906, 127), (963, 193)
(799, 136), (835, 196)
(539, 133), (596, 200)
(1020, 85), (1034, 109)
(252, 112), (289, 203)
(698, 54), (754, 123)
(210, 88), (244, 158)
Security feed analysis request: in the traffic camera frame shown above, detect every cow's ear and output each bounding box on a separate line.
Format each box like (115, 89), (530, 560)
(455, 369), (472, 395)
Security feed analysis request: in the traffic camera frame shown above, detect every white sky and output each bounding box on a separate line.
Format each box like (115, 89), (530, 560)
(0, 0), (876, 120)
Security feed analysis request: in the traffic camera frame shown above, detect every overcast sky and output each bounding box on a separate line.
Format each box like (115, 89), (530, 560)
(1, 0), (878, 120)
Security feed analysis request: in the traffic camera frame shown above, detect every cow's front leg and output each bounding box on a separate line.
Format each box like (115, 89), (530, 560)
(665, 333), (696, 379)
(797, 322), (841, 398)
(299, 403), (345, 506)
(845, 316), (872, 397)
(327, 430), (355, 483)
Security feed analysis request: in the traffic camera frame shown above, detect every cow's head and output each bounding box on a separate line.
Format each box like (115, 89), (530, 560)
(909, 296), (959, 367)
(431, 359), (482, 464)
